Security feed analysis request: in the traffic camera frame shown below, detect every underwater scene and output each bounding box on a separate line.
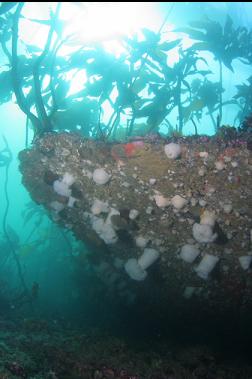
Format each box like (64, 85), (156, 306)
(0, 2), (252, 378)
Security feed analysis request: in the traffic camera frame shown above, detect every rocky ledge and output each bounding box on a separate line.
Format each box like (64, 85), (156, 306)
(19, 132), (252, 317)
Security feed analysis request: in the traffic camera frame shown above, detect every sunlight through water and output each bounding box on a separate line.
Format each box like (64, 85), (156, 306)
(20, 2), (163, 50)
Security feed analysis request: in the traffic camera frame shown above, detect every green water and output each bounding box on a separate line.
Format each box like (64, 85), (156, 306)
(0, 2), (252, 377)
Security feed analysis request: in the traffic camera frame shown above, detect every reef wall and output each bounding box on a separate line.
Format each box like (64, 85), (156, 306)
(19, 132), (252, 316)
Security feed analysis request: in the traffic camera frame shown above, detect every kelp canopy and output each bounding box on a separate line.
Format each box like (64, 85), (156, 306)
(0, 2), (252, 141)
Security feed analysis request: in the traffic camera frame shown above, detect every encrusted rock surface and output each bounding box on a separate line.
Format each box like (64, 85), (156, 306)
(19, 132), (252, 315)
(1, 318), (251, 379)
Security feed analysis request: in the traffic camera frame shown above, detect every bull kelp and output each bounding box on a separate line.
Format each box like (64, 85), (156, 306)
(0, 3), (252, 378)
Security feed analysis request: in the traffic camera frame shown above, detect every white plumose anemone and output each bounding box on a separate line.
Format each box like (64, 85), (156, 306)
(195, 254), (219, 280)
(239, 255), (252, 270)
(192, 223), (217, 243)
(93, 168), (110, 185)
(53, 172), (75, 197)
(124, 258), (147, 281)
(138, 248), (160, 270)
(124, 248), (160, 281)
(180, 244), (200, 263)
(164, 143), (182, 159)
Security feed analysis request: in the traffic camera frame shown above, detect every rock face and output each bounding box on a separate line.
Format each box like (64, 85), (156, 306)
(19, 132), (252, 317)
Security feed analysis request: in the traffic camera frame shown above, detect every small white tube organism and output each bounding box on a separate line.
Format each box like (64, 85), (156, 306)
(200, 210), (216, 227)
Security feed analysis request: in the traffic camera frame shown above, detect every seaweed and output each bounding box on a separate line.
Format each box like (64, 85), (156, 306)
(176, 15), (252, 129)
(0, 5), (252, 140)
